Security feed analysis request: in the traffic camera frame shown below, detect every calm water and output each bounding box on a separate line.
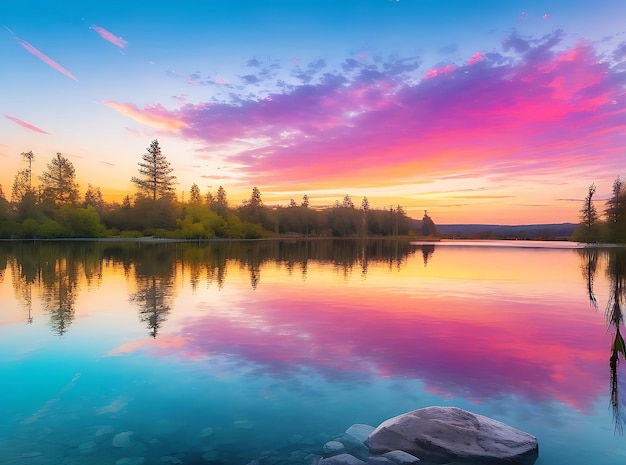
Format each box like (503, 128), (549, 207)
(0, 239), (625, 465)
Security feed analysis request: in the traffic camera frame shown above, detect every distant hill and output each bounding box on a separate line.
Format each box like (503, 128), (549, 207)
(408, 220), (577, 240)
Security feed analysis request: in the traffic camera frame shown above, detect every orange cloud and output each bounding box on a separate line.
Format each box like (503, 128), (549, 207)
(104, 101), (186, 131)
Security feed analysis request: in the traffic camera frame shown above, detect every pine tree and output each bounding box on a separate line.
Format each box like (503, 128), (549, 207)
(575, 183), (600, 243)
(605, 177), (626, 243)
(215, 186), (227, 216)
(84, 184), (105, 214)
(131, 140), (177, 200)
(189, 183), (202, 205)
(39, 152), (80, 205)
(11, 169), (31, 204)
(342, 194), (354, 208)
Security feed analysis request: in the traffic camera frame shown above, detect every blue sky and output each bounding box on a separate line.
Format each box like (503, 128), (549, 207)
(1, 0), (625, 223)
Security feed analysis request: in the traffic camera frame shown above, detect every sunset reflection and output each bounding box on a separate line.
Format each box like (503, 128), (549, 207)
(0, 240), (616, 413)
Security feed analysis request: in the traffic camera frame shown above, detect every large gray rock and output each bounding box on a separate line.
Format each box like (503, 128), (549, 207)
(366, 407), (538, 465)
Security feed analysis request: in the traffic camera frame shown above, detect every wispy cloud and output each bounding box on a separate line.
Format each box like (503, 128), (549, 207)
(4, 115), (50, 134)
(9, 29), (77, 80)
(90, 25), (127, 49)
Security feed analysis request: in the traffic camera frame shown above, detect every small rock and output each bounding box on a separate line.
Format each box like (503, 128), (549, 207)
(367, 458), (394, 465)
(112, 431), (134, 448)
(21, 452), (42, 458)
(323, 440), (345, 455)
(319, 454), (366, 465)
(78, 441), (97, 452)
(116, 458), (145, 465)
(305, 453), (323, 465)
(345, 424), (375, 443)
(95, 425), (114, 437)
(382, 450), (420, 464)
(200, 427), (214, 437)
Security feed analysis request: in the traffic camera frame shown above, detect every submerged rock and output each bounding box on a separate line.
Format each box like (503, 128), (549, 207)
(366, 406), (538, 465)
(112, 431), (134, 448)
(319, 453), (366, 465)
(381, 450), (420, 464)
(345, 424), (375, 443)
(323, 440), (345, 455)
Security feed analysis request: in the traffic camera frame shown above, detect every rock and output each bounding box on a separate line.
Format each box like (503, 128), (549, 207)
(367, 458), (394, 465)
(305, 453), (323, 465)
(78, 440), (97, 452)
(161, 456), (184, 464)
(323, 440), (346, 455)
(319, 453), (367, 465)
(366, 406), (538, 465)
(381, 450), (420, 464)
(332, 433), (370, 461)
(346, 424), (376, 443)
(112, 431), (134, 448)
(116, 458), (145, 465)
(95, 425), (114, 437)
(200, 427), (214, 437)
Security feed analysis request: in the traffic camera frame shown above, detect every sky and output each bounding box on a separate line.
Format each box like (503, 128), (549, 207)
(1, 0), (625, 224)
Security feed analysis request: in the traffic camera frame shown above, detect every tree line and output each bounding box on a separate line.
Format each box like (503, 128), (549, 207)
(0, 140), (432, 239)
(574, 177), (626, 243)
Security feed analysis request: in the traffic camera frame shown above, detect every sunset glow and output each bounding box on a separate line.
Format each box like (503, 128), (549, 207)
(1, 1), (625, 223)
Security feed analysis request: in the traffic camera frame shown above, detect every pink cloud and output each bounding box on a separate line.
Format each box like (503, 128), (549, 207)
(424, 63), (456, 78)
(14, 37), (77, 81)
(90, 25), (127, 48)
(467, 52), (484, 65)
(4, 115), (50, 134)
(106, 31), (626, 188)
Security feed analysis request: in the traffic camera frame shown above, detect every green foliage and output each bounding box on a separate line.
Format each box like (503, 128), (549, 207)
(119, 230), (143, 238)
(37, 219), (65, 238)
(60, 205), (107, 237)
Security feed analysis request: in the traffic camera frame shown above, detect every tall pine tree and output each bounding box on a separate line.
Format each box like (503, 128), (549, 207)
(131, 140), (177, 200)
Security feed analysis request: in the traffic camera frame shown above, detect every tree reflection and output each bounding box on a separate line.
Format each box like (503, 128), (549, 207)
(132, 276), (173, 338)
(39, 247), (81, 336)
(421, 244), (435, 267)
(606, 248), (626, 432)
(129, 243), (177, 338)
(581, 247), (626, 432)
(1, 238), (418, 336)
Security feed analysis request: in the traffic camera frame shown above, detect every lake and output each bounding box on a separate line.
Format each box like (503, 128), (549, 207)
(1, 239), (625, 465)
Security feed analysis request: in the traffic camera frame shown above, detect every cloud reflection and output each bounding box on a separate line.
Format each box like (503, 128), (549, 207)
(125, 285), (607, 410)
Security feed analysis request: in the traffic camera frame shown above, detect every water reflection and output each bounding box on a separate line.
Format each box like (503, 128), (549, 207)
(579, 248), (626, 432)
(0, 240), (622, 421)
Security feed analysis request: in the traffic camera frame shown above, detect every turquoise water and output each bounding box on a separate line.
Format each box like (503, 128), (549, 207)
(0, 240), (625, 464)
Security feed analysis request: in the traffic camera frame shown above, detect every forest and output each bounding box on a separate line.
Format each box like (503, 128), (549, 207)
(0, 140), (437, 240)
